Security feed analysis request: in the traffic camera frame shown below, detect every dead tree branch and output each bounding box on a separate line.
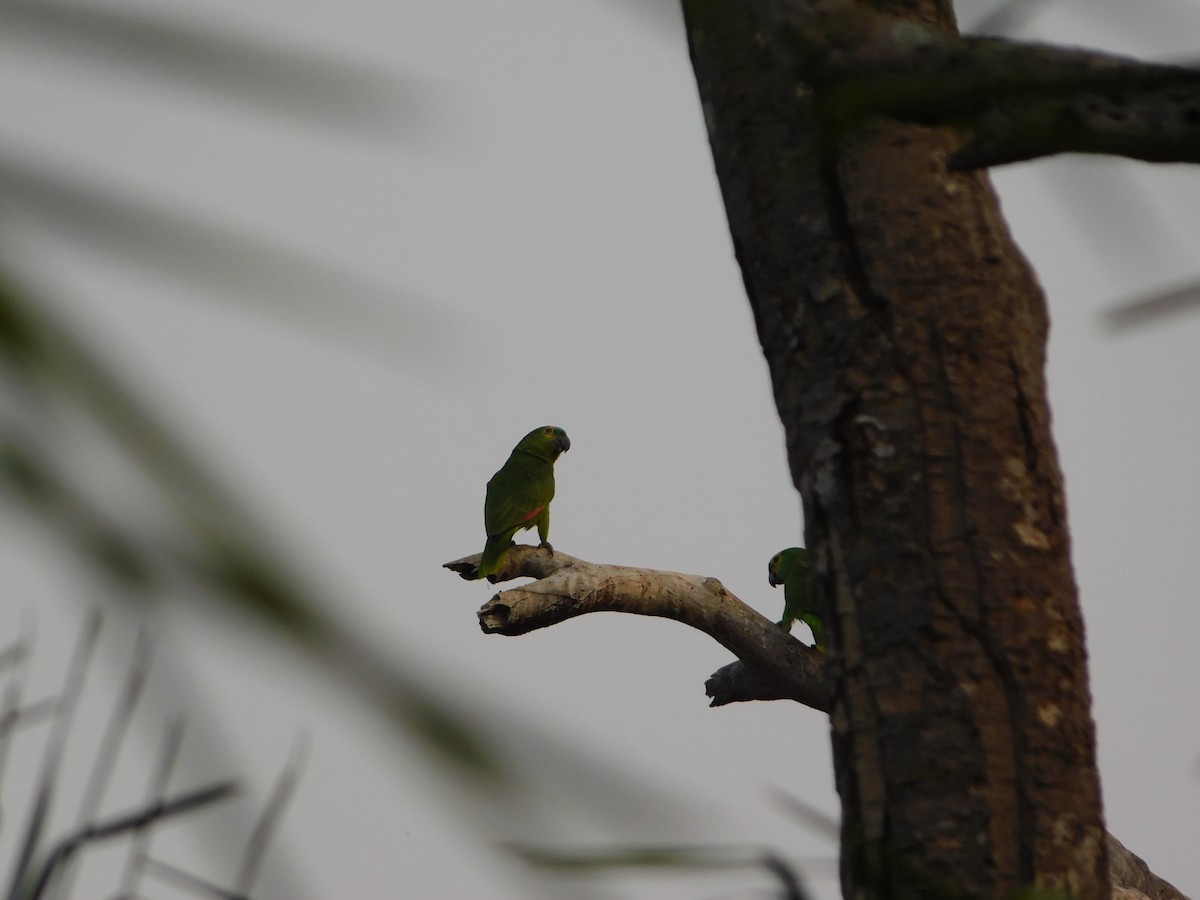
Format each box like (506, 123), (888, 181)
(1106, 834), (1189, 900)
(444, 545), (829, 713)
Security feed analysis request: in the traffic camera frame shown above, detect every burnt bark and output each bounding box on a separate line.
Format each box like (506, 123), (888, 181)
(682, 1), (1106, 898)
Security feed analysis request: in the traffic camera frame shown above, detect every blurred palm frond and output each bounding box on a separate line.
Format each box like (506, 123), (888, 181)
(0, 618), (318, 900)
(1106, 279), (1200, 330)
(8, 610), (102, 897)
(233, 733), (310, 895)
(507, 842), (811, 900)
(0, 0), (500, 794)
(0, 271), (503, 781)
(0, 152), (454, 367)
(0, 0), (435, 136)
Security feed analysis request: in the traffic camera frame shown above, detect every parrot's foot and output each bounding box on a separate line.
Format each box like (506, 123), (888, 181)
(538, 541), (554, 555)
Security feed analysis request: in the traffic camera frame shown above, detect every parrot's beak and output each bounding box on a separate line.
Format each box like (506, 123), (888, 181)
(557, 434), (571, 453)
(769, 570), (782, 587)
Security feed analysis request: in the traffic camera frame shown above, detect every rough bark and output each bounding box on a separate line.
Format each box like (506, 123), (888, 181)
(682, 1), (1106, 898)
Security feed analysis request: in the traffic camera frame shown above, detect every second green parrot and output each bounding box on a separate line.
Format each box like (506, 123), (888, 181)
(477, 425), (571, 579)
(768, 547), (824, 651)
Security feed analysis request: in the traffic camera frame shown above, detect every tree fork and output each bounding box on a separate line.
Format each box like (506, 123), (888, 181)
(681, 1), (1106, 898)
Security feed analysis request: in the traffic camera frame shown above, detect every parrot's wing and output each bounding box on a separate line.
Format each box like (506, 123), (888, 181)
(485, 455), (554, 537)
(789, 570), (813, 610)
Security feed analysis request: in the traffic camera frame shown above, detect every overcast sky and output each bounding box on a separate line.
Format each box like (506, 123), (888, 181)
(1, 0), (1198, 897)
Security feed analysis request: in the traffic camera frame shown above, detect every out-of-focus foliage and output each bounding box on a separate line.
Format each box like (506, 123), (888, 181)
(0, 0), (502, 786)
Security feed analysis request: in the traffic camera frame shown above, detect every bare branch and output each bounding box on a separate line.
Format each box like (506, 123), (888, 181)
(54, 631), (153, 899)
(1106, 834), (1189, 900)
(78, 632), (151, 820)
(0, 630), (32, 671)
(704, 660), (825, 708)
(0, 624), (38, 784)
(506, 842), (811, 900)
(117, 716), (188, 896)
(752, 1), (1200, 168)
(234, 732), (310, 894)
(0, 698), (59, 745)
(142, 856), (249, 899)
(444, 546), (829, 713)
(8, 609), (102, 897)
(25, 780), (239, 900)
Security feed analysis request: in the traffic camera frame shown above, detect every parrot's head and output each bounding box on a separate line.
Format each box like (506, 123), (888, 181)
(516, 425), (571, 461)
(768, 547), (808, 586)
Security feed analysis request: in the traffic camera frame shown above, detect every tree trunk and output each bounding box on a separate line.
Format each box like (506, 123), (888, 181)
(681, 2), (1108, 898)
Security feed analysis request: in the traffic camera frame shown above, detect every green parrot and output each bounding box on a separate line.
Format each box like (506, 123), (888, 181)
(477, 425), (571, 579)
(768, 547), (824, 651)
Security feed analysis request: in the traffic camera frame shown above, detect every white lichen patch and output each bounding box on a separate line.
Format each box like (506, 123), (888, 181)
(1046, 626), (1070, 653)
(811, 436), (844, 502)
(1014, 521), (1051, 549)
(854, 415), (896, 458)
(1000, 457), (1052, 549)
(1037, 702), (1062, 728)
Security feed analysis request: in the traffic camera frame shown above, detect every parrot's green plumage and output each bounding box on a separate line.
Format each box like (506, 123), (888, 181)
(477, 426), (571, 579)
(769, 547), (824, 651)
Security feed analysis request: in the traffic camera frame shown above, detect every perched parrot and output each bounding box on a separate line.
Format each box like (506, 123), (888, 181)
(477, 425), (571, 579)
(768, 547), (824, 651)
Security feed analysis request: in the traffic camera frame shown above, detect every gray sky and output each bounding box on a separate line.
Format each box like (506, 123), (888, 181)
(1, 0), (1198, 897)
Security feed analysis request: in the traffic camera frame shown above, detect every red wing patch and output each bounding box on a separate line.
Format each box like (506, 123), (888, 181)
(521, 506), (545, 523)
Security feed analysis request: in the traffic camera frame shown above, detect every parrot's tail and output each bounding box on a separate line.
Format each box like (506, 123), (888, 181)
(477, 536), (509, 578)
